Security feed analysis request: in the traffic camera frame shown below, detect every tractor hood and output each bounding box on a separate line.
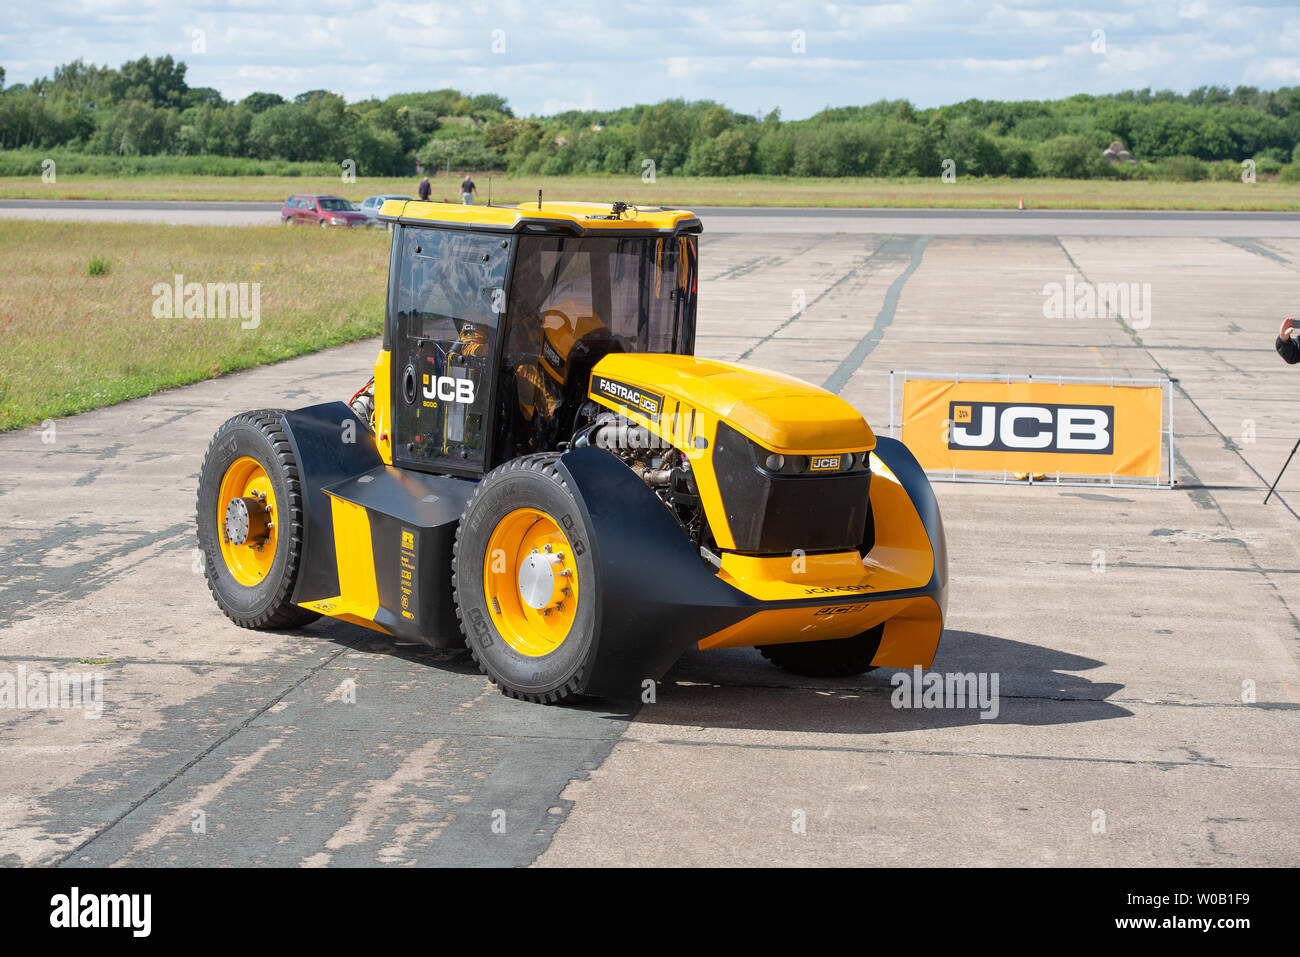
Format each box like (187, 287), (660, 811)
(588, 353), (876, 454)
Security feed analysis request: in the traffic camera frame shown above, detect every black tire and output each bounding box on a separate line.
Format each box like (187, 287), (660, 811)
(758, 625), (884, 678)
(196, 409), (320, 630)
(452, 454), (597, 703)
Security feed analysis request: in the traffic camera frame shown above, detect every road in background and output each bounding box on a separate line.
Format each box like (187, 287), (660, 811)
(2, 198), (1300, 237)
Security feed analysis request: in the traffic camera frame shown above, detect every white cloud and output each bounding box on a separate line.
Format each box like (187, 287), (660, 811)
(960, 55), (1053, 73)
(540, 89), (598, 114)
(1254, 57), (1300, 83)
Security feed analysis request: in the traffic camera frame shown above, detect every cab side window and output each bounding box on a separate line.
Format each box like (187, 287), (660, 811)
(391, 226), (511, 474)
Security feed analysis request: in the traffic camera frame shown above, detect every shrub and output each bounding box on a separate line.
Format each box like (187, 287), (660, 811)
(1159, 155), (1210, 181)
(1034, 135), (1103, 178)
(1252, 152), (1283, 174)
(1207, 159), (1245, 181)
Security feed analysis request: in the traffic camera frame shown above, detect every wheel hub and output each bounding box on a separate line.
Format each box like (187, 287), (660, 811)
(224, 494), (271, 547)
(518, 551), (559, 610)
(215, 456), (279, 587)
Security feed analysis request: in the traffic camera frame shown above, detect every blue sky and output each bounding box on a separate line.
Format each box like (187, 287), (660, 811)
(2, 1), (1299, 118)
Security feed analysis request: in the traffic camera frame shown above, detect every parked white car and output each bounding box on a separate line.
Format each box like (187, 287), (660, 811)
(358, 194), (416, 229)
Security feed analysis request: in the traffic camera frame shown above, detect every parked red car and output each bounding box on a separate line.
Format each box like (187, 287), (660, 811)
(281, 195), (371, 228)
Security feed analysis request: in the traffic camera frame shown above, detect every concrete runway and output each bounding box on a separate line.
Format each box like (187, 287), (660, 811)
(1, 213), (1297, 866)
(3, 198), (1300, 236)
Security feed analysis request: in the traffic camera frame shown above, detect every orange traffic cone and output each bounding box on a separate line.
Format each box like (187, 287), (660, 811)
(1018, 195), (1025, 210)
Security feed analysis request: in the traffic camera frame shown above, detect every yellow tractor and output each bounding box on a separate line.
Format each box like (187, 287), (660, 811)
(197, 200), (947, 703)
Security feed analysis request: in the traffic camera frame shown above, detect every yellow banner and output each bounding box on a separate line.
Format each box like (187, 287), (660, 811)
(901, 379), (1165, 478)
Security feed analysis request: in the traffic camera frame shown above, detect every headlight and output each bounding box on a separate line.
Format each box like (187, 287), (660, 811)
(331, 217), (345, 225)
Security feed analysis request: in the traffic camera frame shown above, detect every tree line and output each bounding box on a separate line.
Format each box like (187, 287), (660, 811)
(3, 56), (1300, 181)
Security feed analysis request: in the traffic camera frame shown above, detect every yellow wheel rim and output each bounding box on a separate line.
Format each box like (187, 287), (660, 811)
(216, 456), (278, 587)
(483, 507), (579, 657)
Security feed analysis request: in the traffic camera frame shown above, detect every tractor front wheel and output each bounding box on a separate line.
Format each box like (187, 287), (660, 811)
(452, 455), (598, 703)
(196, 409), (319, 630)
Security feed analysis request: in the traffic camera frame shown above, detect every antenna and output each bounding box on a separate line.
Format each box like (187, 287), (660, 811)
(487, 176), (491, 207)
(538, 188), (543, 210)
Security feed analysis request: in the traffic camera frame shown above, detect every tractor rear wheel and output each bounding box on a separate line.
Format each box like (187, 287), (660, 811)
(196, 409), (320, 630)
(452, 455), (597, 703)
(758, 625), (883, 678)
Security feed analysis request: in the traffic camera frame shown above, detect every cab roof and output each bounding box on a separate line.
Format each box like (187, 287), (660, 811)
(377, 199), (701, 236)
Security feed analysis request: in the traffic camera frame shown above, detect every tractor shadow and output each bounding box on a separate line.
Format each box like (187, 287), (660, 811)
(295, 621), (1129, 730)
(301, 617), (485, 675)
(296, 618), (639, 718)
(645, 630), (1131, 733)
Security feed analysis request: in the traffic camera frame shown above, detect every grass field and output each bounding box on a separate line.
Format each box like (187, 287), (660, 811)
(0, 221), (388, 431)
(3, 173), (1299, 210)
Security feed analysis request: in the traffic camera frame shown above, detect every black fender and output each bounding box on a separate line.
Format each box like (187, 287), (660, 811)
(555, 446), (755, 698)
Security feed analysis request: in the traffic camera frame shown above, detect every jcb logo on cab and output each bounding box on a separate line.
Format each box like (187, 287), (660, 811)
(423, 375), (475, 404)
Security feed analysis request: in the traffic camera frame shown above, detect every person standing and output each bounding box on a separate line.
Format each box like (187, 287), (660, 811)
(418, 175), (432, 201)
(460, 174), (478, 205)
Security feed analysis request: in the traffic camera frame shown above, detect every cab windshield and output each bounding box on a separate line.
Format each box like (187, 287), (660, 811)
(509, 233), (697, 356)
(497, 232), (698, 460)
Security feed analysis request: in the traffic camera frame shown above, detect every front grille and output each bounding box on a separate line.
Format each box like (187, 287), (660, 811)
(711, 422), (870, 554)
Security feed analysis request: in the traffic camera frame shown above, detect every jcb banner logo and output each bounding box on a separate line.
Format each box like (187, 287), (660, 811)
(949, 402), (1113, 454)
(901, 377), (1165, 480)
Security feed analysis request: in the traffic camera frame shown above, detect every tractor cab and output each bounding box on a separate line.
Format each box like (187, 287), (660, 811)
(378, 200), (700, 478)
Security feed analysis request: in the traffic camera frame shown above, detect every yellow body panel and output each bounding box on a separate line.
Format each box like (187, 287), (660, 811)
(868, 597), (944, 668)
(298, 599), (390, 635)
(718, 550), (875, 602)
(301, 495), (382, 629)
(378, 199), (697, 233)
(864, 453), (936, 587)
(590, 353), (875, 454)
(700, 595), (942, 669)
(373, 348), (393, 465)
